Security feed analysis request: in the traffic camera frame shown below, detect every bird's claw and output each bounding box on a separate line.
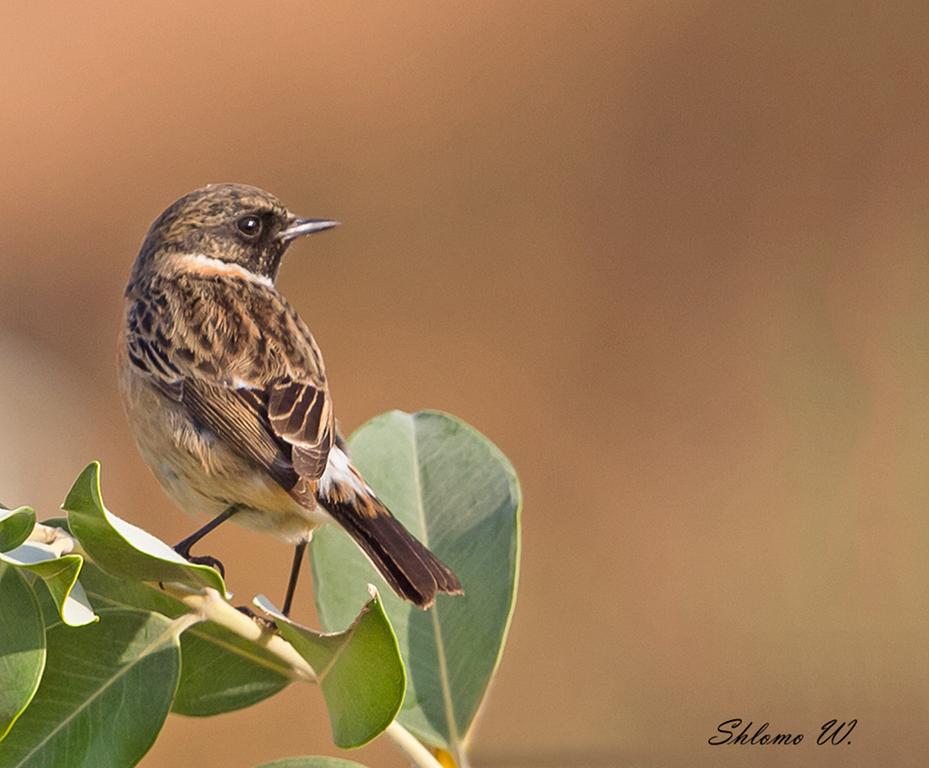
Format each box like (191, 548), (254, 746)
(236, 605), (278, 632)
(176, 550), (226, 578)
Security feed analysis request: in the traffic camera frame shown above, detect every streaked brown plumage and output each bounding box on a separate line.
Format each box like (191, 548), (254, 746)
(119, 183), (461, 611)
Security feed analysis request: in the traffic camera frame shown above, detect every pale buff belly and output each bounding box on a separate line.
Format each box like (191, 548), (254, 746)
(117, 352), (329, 544)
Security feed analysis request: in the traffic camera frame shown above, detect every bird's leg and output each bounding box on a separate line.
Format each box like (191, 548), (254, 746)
(173, 505), (238, 577)
(281, 540), (308, 617)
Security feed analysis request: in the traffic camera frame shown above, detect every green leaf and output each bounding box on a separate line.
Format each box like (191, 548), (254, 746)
(0, 507), (35, 553)
(255, 587), (406, 749)
(0, 609), (182, 768)
(76, 562), (290, 715)
(77, 559), (185, 616)
(62, 462), (225, 593)
(0, 564), (45, 742)
(12, 518), (95, 628)
(172, 621), (292, 715)
(311, 411), (521, 752)
(0, 544), (95, 627)
(255, 759), (369, 768)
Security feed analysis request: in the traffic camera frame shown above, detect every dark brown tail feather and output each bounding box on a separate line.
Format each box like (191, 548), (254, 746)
(320, 497), (462, 608)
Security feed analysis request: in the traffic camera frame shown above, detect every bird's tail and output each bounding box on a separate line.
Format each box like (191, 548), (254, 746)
(316, 447), (462, 608)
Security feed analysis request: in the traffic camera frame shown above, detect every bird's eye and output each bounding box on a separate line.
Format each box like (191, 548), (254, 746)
(236, 215), (262, 238)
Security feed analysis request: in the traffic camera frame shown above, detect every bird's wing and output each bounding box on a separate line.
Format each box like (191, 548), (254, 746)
(125, 273), (335, 490)
(265, 378), (333, 478)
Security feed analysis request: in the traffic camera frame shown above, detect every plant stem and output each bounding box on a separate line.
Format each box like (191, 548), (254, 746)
(385, 721), (445, 768)
(166, 585), (315, 682)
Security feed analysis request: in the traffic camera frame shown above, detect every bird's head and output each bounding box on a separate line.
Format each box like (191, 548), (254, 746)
(131, 183), (338, 286)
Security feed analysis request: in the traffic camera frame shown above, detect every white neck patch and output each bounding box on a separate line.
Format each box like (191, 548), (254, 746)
(175, 253), (273, 288)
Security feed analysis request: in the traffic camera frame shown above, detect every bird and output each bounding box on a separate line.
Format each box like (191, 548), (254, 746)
(118, 183), (462, 615)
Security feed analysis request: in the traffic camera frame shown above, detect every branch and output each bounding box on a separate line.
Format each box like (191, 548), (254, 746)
(166, 584), (315, 682)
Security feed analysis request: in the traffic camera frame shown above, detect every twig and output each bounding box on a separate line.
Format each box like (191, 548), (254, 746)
(163, 584), (315, 682)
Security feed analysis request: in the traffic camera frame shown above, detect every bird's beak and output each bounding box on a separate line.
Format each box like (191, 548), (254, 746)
(277, 218), (340, 243)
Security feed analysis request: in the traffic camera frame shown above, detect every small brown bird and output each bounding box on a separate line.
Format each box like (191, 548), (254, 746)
(118, 183), (461, 614)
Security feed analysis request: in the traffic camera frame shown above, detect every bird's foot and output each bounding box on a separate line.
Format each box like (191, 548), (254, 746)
(175, 549), (226, 579)
(236, 605), (278, 632)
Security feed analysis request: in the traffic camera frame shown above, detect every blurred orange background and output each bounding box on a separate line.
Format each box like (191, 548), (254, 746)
(2, 2), (929, 766)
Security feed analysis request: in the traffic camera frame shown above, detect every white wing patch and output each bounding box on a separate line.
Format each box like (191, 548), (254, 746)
(319, 446), (371, 499)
